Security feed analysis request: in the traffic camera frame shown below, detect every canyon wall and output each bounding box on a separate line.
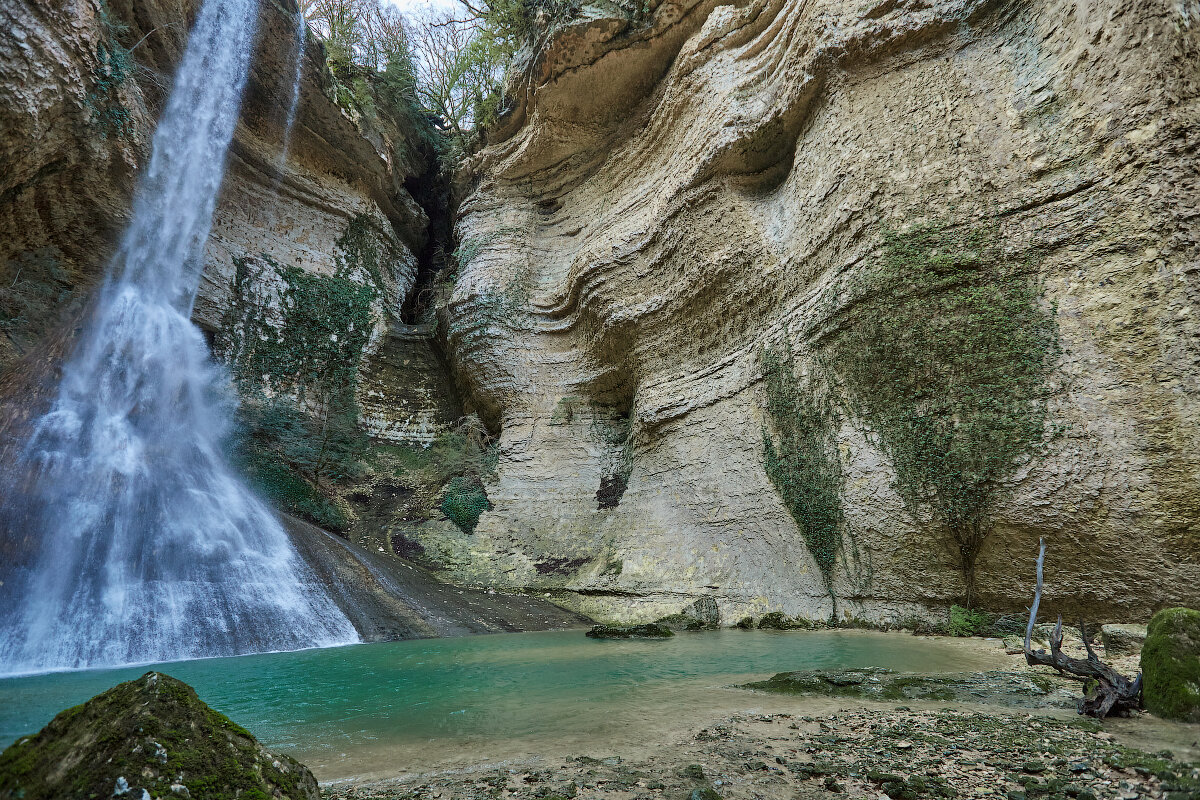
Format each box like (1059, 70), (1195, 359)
(427, 0), (1200, 624)
(0, 0), (464, 545)
(0, 0), (443, 439)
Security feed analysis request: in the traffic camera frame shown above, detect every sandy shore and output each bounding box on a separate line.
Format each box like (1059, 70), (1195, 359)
(320, 642), (1199, 800)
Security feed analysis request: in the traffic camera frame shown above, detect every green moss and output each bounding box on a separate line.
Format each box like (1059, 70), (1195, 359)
(82, 1), (133, 138)
(0, 672), (315, 800)
(827, 221), (1060, 606)
(757, 611), (818, 630)
(761, 342), (843, 598)
(441, 475), (491, 533)
(1140, 607), (1200, 723)
(217, 238), (383, 527)
(586, 623), (675, 639)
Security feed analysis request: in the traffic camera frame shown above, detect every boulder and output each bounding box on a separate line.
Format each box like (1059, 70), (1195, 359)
(655, 597), (721, 631)
(0, 671), (318, 800)
(742, 668), (1075, 709)
(1141, 608), (1200, 723)
(757, 612), (818, 631)
(586, 623), (674, 639)
(1101, 624), (1148, 657)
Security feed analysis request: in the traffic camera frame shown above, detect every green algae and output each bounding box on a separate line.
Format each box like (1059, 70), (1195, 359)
(0, 672), (316, 800)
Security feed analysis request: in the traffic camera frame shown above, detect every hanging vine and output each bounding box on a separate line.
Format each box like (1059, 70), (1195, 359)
(826, 220), (1060, 607)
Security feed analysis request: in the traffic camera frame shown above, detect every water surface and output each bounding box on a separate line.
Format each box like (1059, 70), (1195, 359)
(0, 629), (1012, 780)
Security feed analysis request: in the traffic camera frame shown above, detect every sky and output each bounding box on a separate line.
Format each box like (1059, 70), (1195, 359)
(385, 0), (461, 17)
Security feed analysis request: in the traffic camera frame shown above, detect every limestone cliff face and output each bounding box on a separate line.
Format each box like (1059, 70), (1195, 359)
(432, 0), (1200, 624)
(0, 0), (450, 446)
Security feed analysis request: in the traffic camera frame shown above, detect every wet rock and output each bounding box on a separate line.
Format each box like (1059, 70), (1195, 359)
(756, 612), (818, 631)
(0, 671), (318, 800)
(656, 597), (720, 631)
(586, 623), (675, 639)
(1141, 607), (1200, 722)
(742, 668), (1076, 709)
(1101, 624), (1148, 657)
(1003, 635), (1026, 655)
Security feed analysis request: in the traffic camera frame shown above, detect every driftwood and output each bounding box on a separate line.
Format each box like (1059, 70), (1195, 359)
(1024, 537), (1143, 718)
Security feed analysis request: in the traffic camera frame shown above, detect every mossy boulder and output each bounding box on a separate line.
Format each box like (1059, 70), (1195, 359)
(655, 597), (720, 631)
(1141, 607), (1200, 723)
(742, 668), (1075, 708)
(0, 671), (318, 800)
(586, 623), (674, 639)
(756, 612), (817, 630)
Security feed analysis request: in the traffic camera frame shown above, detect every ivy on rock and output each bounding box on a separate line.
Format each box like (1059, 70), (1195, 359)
(761, 341), (843, 606)
(827, 220), (1060, 607)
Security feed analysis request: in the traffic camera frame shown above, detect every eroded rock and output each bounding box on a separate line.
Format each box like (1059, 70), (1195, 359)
(0, 671), (318, 800)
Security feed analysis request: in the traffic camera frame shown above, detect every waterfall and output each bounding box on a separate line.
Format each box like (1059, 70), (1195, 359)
(0, 0), (359, 676)
(279, 6), (307, 167)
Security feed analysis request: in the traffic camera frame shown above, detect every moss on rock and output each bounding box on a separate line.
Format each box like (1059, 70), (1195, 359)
(0, 671), (318, 800)
(1140, 607), (1200, 723)
(756, 612), (818, 630)
(586, 623), (675, 639)
(743, 668), (1075, 708)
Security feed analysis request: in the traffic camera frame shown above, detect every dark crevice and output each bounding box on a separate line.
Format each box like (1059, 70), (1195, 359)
(400, 159), (453, 325)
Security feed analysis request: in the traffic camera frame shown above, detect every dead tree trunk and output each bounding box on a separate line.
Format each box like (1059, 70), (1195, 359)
(1024, 538), (1142, 718)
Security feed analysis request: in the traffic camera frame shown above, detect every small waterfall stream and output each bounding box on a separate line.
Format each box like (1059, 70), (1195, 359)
(0, 0), (359, 675)
(279, 6), (307, 166)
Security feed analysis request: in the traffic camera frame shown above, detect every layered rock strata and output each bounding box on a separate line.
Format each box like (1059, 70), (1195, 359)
(433, 0), (1200, 624)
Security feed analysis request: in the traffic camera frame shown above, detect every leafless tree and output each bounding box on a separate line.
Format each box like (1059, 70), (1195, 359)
(1023, 538), (1143, 718)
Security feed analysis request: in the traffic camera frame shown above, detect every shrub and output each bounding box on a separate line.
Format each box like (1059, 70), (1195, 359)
(441, 475), (491, 533)
(947, 604), (992, 637)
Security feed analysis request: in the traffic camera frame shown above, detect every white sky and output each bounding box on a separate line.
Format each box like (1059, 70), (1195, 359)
(384, 0), (461, 17)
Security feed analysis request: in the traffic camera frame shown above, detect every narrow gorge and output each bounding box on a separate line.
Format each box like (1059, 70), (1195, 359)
(2, 0), (1200, 795)
(2, 0), (1198, 643)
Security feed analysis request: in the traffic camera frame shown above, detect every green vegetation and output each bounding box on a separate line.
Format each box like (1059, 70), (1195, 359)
(947, 604), (992, 637)
(364, 416), (498, 536)
(1140, 607), (1200, 722)
(441, 475), (491, 532)
(761, 342), (843, 598)
(0, 672), (313, 800)
(756, 611), (819, 630)
(827, 221), (1059, 607)
(218, 219), (384, 528)
(83, 1), (133, 138)
(303, 0), (439, 158)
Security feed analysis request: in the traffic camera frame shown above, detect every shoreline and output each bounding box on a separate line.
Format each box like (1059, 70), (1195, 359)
(321, 700), (1199, 800)
(314, 636), (1199, 797)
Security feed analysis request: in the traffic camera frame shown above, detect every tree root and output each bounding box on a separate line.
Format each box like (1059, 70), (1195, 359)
(1024, 538), (1143, 718)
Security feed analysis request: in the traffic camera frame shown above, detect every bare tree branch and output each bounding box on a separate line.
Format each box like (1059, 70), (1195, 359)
(1024, 537), (1143, 718)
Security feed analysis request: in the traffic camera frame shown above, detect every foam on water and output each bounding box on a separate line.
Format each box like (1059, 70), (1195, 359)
(0, 0), (359, 676)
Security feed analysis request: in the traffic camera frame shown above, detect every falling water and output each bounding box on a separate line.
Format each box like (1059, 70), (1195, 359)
(0, 0), (359, 675)
(279, 6), (307, 167)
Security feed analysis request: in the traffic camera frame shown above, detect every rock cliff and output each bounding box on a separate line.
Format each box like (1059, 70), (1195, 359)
(0, 0), (441, 433)
(3, 0), (1197, 631)
(426, 0), (1200, 624)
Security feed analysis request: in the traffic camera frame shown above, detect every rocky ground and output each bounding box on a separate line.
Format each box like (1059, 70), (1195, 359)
(322, 634), (1199, 800)
(322, 706), (1200, 800)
